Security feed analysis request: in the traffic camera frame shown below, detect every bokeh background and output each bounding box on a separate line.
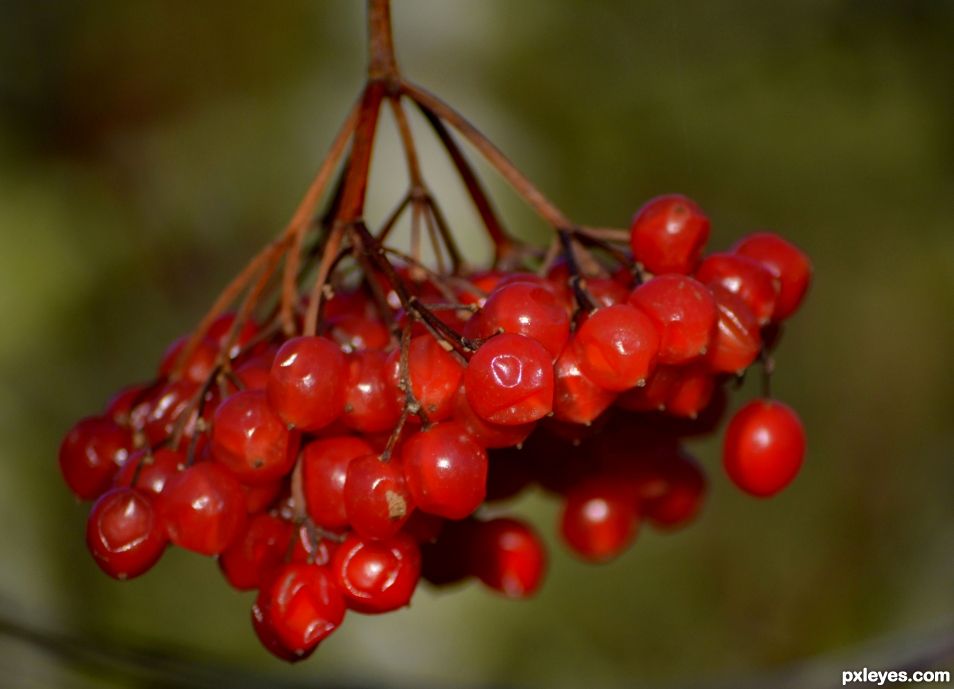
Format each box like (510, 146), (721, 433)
(1, 1), (952, 687)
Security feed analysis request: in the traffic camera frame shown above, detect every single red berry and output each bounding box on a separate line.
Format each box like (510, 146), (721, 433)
(342, 351), (402, 433)
(696, 252), (779, 325)
(158, 335), (218, 384)
(386, 335), (464, 422)
(104, 383), (150, 427)
(344, 455), (414, 540)
(452, 386), (535, 449)
(331, 532), (421, 614)
(705, 286), (762, 374)
(206, 312), (260, 358)
(301, 436), (374, 529)
(59, 416), (133, 500)
(234, 350), (276, 391)
(113, 447), (183, 497)
(257, 563), (345, 655)
(629, 194), (710, 275)
(402, 422), (488, 520)
(663, 363), (715, 419)
(86, 487), (166, 580)
(472, 518), (546, 598)
(268, 336), (347, 432)
(158, 462), (247, 555)
(327, 314), (391, 353)
(552, 341), (616, 425)
(465, 281), (570, 358)
(134, 379), (204, 448)
(586, 276), (631, 308)
(211, 389), (297, 485)
(628, 274), (716, 364)
(560, 478), (639, 562)
(574, 304), (660, 391)
(252, 595), (312, 663)
(733, 232), (812, 320)
(464, 333), (554, 425)
(723, 399), (806, 497)
(219, 512), (294, 591)
(642, 450), (707, 528)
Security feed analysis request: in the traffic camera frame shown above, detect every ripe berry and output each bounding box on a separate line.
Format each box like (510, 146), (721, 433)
(472, 518), (546, 598)
(59, 416), (133, 500)
(552, 342), (616, 425)
(705, 286), (762, 374)
(252, 596), (312, 663)
(465, 281), (570, 358)
(574, 304), (660, 391)
(342, 351), (402, 433)
(628, 274), (716, 364)
(464, 333), (554, 425)
(211, 389), (297, 485)
(158, 336), (219, 384)
(733, 232), (812, 320)
(629, 194), (710, 275)
(402, 422), (488, 520)
(113, 448), (183, 497)
(86, 487), (166, 580)
(327, 314), (391, 352)
(696, 252), (779, 325)
(256, 563), (345, 655)
(386, 335), (464, 421)
(301, 436), (374, 529)
(642, 450), (707, 528)
(560, 478), (639, 562)
(105, 383), (150, 427)
(159, 462), (247, 555)
(452, 386), (534, 449)
(219, 512), (294, 591)
(268, 336), (347, 432)
(331, 532), (421, 613)
(723, 399), (806, 497)
(343, 455), (414, 540)
(663, 363), (715, 419)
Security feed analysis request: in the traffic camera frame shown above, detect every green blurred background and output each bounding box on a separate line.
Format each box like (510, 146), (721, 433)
(1, 1), (952, 687)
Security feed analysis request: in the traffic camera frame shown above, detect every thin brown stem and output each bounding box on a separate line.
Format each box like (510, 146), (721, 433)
(367, 0), (399, 82)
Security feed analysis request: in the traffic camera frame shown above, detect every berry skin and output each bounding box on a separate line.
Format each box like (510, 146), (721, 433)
(574, 304), (660, 391)
(663, 363), (716, 419)
(219, 512), (294, 591)
(705, 286), (762, 375)
(252, 596), (312, 663)
(327, 314), (391, 353)
(301, 436), (374, 529)
(59, 416), (133, 500)
(113, 448), (183, 497)
(158, 336), (219, 385)
(464, 281), (570, 358)
(86, 487), (166, 580)
(331, 532), (421, 613)
(342, 351), (402, 434)
(472, 518), (546, 598)
(629, 194), (710, 275)
(696, 252), (779, 325)
(628, 274), (716, 365)
(386, 335), (464, 422)
(642, 450), (707, 529)
(733, 232), (812, 321)
(211, 389), (297, 485)
(268, 336), (347, 432)
(464, 333), (555, 426)
(560, 478), (639, 562)
(723, 399), (806, 497)
(158, 462), (247, 555)
(256, 563), (345, 655)
(452, 386), (535, 449)
(402, 422), (488, 520)
(343, 455), (414, 540)
(552, 342), (617, 425)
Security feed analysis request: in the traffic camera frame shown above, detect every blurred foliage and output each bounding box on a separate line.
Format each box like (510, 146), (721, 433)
(1, 0), (952, 687)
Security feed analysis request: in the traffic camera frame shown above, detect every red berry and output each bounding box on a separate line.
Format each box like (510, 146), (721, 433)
(243, 479), (284, 514)
(663, 363), (715, 419)
(472, 518), (546, 598)
(733, 232), (812, 320)
(159, 462), (247, 555)
(696, 252), (779, 325)
(252, 595), (311, 663)
(134, 379), (201, 447)
(465, 281), (570, 358)
(705, 286), (762, 374)
(331, 532), (421, 613)
(327, 314), (391, 352)
(105, 383), (150, 427)
(386, 335), (464, 422)
(219, 512), (294, 591)
(256, 563), (345, 655)
(464, 333), (554, 425)
(452, 386), (535, 449)
(301, 436), (374, 529)
(402, 422), (488, 520)
(343, 455), (414, 540)
(552, 342), (616, 425)
(206, 312), (259, 357)
(59, 416), (132, 500)
(574, 304), (660, 391)
(211, 389), (297, 485)
(723, 399), (806, 497)
(268, 336), (347, 432)
(342, 351), (402, 433)
(86, 487), (166, 580)
(560, 478), (639, 562)
(289, 524), (338, 566)
(642, 450), (707, 528)
(113, 447), (183, 497)
(628, 274), (716, 364)
(629, 194), (710, 275)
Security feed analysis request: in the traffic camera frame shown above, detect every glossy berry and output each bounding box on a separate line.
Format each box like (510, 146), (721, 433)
(211, 389), (297, 485)
(59, 416), (133, 500)
(386, 335), (464, 421)
(696, 252), (779, 325)
(327, 314), (391, 353)
(464, 333), (554, 425)
(574, 304), (660, 391)
(158, 336), (219, 384)
(252, 596), (311, 663)
(663, 363), (715, 419)
(552, 342), (617, 425)
(301, 436), (374, 529)
(219, 512), (294, 591)
(733, 232), (812, 321)
(256, 563), (345, 655)
(472, 518), (546, 598)
(159, 462), (247, 555)
(402, 422), (488, 520)
(268, 336), (347, 432)
(86, 487), (166, 580)
(465, 281), (570, 358)
(629, 194), (710, 275)
(331, 532), (421, 613)
(113, 448), (183, 497)
(705, 286), (762, 374)
(560, 478), (639, 562)
(342, 351), (402, 433)
(343, 455), (414, 540)
(628, 274), (716, 364)
(452, 386), (535, 449)
(723, 399), (806, 497)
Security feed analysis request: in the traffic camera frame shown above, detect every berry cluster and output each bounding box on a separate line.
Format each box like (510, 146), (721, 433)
(61, 192), (810, 660)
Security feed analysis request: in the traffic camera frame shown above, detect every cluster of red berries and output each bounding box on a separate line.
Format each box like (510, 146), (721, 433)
(60, 194), (809, 661)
